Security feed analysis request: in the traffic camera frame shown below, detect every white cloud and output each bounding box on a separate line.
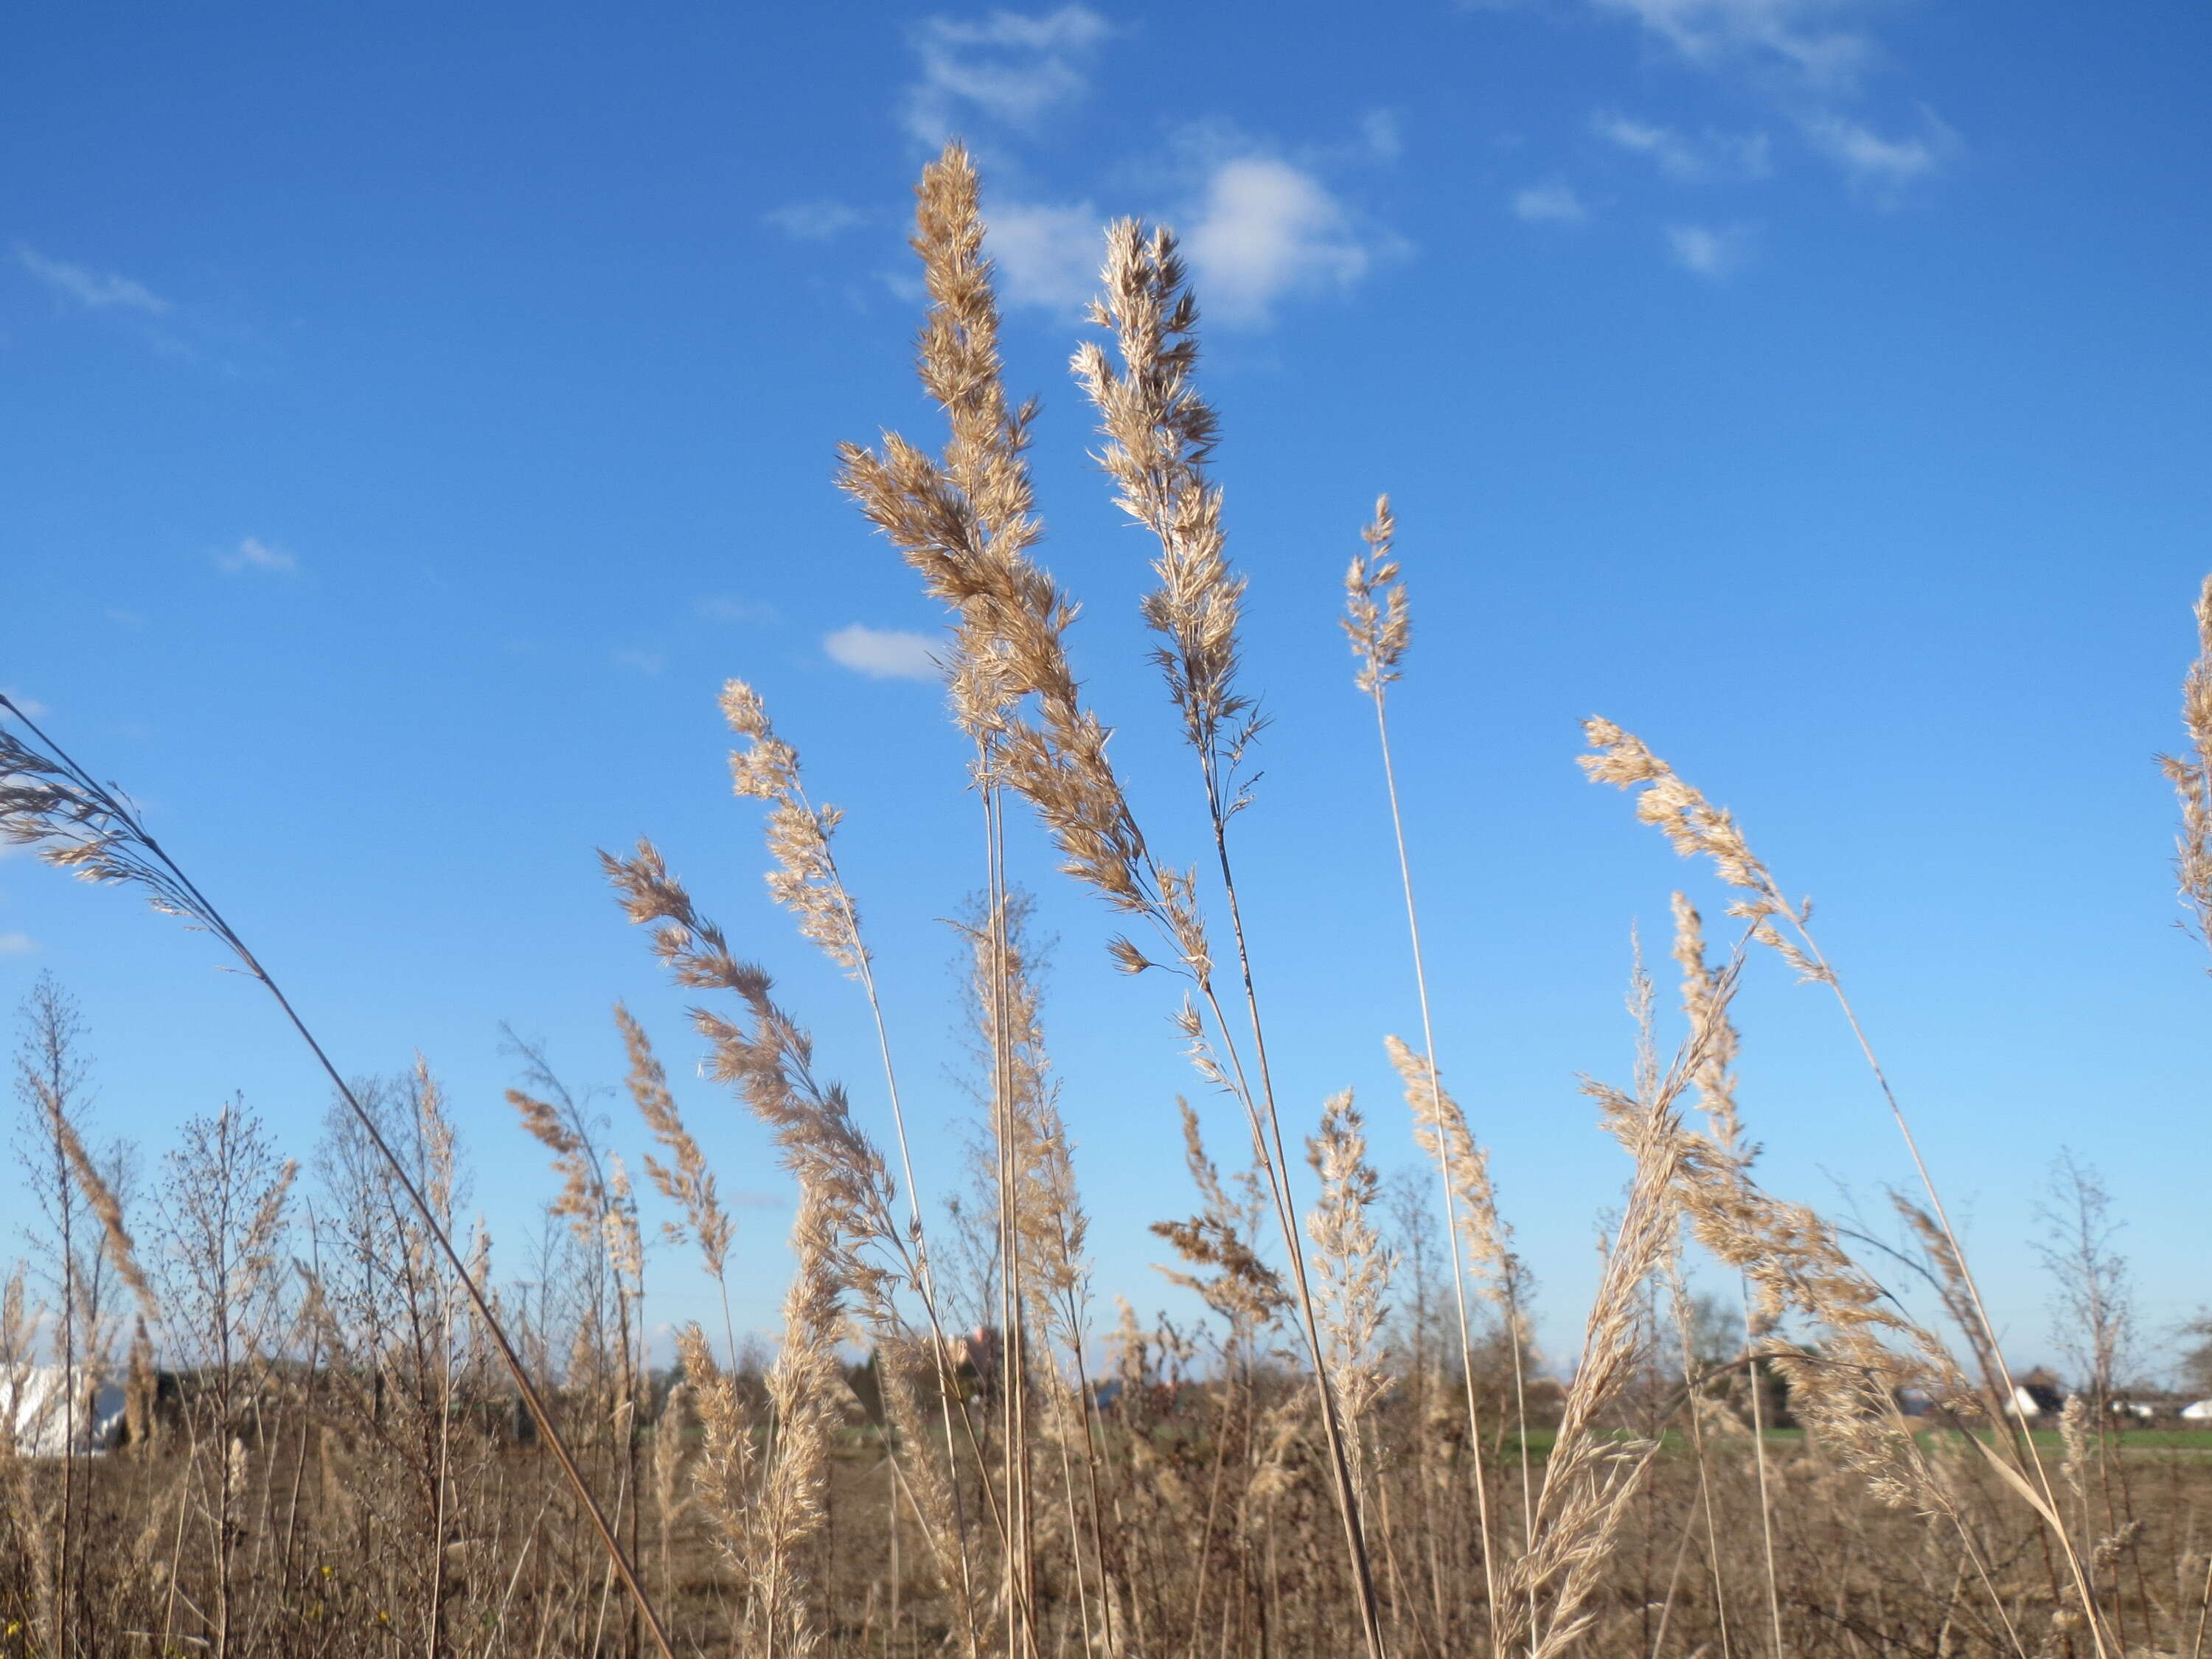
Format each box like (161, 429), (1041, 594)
(215, 537), (296, 575)
(1801, 108), (1955, 192)
(1590, 0), (1875, 90)
(904, 6), (1112, 143)
(696, 595), (780, 625)
(1184, 158), (1377, 326)
(1666, 222), (1755, 277)
(613, 648), (667, 675)
(15, 245), (170, 314)
(824, 625), (941, 681)
(764, 201), (865, 241)
(1593, 112), (1770, 181)
(1, 689), (49, 720)
(1513, 183), (1588, 223)
(0, 931), (36, 956)
(985, 200), (1104, 311)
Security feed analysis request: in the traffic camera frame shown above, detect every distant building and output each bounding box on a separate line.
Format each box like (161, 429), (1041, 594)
(2, 1364), (127, 1458)
(2181, 1399), (2212, 1422)
(2005, 1377), (2067, 1419)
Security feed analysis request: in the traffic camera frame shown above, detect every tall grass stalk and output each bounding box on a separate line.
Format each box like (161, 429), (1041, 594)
(0, 692), (677, 1659)
(1343, 496), (1523, 1648)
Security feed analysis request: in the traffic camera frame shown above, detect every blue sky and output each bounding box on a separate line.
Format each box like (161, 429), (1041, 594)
(3, 1), (2208, 1376)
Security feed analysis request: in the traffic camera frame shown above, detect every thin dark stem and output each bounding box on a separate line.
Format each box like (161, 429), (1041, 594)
(0, 695), (675, 1659)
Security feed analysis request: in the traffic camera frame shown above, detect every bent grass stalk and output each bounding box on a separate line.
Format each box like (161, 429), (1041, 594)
(1583, 718), (2110, 1657)
(0, 693), (677, 1659)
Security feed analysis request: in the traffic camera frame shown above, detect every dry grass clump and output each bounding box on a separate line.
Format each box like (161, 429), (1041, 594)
(3, 137), (2209, 1659)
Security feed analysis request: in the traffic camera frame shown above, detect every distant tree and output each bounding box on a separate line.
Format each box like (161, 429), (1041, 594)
(2179, 1316), (2212, 1400)
(2034, 1149), (2135, 1408)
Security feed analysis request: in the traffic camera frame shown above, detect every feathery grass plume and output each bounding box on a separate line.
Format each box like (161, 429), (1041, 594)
(1383, 1034), (1523, 1635)
(1577, 714), (2112, 1646)
(844, 142), (1382, 1649)
(1074, 203), (1387, 1659)
(1343, 494), (1410, 698)
(1382, 1039), (1514, 1307)
(0, 694), (677, 1655)
(1495, 952), (1702, 1659)
(36, 1073), (159, 1323)
(675, 1325), (765, 1621)
(601, 838), (907, 1326)
(721, 680), (992, 1649)
(1150, 1099), (1289, 1337)
(1668, 892), (1745, 1157)
(603, 838), (965, 1653)
(1304, 1093), (1394, 1499)
(1669, 893), (1784, 1652)
(1074, 218), (1256, 785)
(835, 145), (1155, 931)
(872, 1332), (967, 1590)
(753, 1170), (846, 1658)
(616, 1002), (732, 1291)
(724, 679), (868, 977)
(669, 1179), (842, 1659)
(2160, 573), (2212, 960)
(1666, 917), (2043, 1646)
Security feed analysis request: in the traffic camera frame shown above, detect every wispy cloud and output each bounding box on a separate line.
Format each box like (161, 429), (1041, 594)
(1584, 1), (1957, 195)
(1593, 112), (1771, 181)
(613, 648), (667, 675)
(904, 5), (1112, 144)
(15, 245), (171, 314)
(696, 595), (780, 625)
(216, 537), (296, 575)
(1513, 182), (1589, 224)
(2, 689), (49, 720)
(985, 199), (1104, 312)
(763, 201), (866, 241)
(1360, 110), (1404, 164)
(824, 625), (940, 681)
(1184, 156), (1384, 326)
(0, 931), (37, 956)
(1800, 108), (1957, 194)
(1590, 0), (1875, 91)
(1666, 222), (1755, 277)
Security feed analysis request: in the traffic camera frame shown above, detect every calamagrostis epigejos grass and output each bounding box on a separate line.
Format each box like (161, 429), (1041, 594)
(0, 692), (678, 1658)
(1493, 948), (1708, 1659)
(841, 138), (1384, 1657)
(723, 676), (991, 1646)
(1075, 199), (1387, 1659)
(616, 1001), (735, 1350)
(1350, 499), (1524, 1647)
(1590, 721), (2109, 1652)
(1304, 1093), (1394, 1501)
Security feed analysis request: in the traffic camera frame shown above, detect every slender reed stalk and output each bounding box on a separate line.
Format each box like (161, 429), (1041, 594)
(1076, 211), (1385, 1659)
(1344, 498), (1514, 1648)
(0, 692), (676, 1659)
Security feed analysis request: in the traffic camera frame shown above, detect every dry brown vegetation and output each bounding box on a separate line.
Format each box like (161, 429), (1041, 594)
(5, 142), (2212, 1659)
